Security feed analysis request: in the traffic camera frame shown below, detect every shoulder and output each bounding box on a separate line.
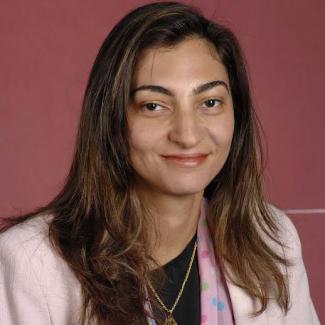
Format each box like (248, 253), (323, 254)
(266, 203), (302, 257)
(0, 213), (52, 253)
(0, 214), (63, 275)
(0, 214), (54, 272)
(265, 204), (320, 324)
(0, 214), (82, 325)
(0, 212), (81, 288)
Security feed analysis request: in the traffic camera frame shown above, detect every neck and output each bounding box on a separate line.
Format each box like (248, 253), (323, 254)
(137, 188), (203, 268)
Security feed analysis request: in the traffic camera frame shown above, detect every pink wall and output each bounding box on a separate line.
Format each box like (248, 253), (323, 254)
(1, 0), (324, 321)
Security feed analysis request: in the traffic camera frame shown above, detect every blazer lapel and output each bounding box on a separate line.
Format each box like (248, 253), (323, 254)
(226, 279), (269, 325)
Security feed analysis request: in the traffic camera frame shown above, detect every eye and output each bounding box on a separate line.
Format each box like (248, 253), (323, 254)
(142, 102), (164, 111)
(202, 99), (222, 109)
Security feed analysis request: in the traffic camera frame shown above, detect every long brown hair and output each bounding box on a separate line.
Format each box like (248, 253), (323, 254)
(2, 2), (290, 324)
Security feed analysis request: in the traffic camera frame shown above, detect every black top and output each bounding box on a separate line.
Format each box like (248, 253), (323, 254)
(149, 233), (200, 325)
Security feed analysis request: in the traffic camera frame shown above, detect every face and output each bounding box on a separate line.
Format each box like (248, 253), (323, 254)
(127, 37), (234, 198)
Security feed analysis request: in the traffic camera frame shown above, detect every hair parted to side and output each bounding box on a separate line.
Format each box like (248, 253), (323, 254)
(2, 2), (291, 324)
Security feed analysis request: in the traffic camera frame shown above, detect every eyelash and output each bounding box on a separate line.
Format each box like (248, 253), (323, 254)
(142, 99), (223, 112)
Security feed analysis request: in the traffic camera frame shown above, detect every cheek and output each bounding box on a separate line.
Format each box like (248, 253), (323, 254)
(128, 119), (163, 157)
(129, 130), (149, 153)
(207, 115), (235, 148)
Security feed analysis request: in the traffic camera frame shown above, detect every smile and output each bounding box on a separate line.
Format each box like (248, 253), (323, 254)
(160, 154), (208, 167)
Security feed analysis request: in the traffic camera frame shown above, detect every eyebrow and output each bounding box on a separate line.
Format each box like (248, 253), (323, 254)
(130, 80), (229, 98)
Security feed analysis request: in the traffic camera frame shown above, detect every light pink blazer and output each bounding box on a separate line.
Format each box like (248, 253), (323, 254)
(0, 201), (320, 325)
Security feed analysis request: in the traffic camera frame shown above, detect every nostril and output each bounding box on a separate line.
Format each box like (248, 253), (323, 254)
(168, 130), (203, 148)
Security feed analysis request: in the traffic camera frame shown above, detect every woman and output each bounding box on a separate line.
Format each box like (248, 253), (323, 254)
(0, 2), (320, 325)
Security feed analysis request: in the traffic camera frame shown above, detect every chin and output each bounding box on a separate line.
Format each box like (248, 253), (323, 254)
(161, 183), (207, 197)
(135, 173), (213, 197)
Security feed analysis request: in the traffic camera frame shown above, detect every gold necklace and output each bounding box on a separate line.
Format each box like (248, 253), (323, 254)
(147, 240), (197, 325)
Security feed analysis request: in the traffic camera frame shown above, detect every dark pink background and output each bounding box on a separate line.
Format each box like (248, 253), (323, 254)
(1, 0), (324, 321)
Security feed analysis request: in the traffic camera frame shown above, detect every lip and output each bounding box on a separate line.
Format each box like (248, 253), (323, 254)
(160, 153), (208, 167)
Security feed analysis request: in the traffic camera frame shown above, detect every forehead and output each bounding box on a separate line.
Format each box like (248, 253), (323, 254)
(132, 37), (229, 86)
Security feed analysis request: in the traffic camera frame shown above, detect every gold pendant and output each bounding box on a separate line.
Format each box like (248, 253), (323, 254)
(164, 314), (177, 325)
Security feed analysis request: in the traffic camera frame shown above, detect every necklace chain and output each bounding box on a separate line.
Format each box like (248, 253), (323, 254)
(147, 240), (197, 321)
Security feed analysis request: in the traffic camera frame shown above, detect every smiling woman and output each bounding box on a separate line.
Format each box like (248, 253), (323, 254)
(128, 37), (234, 201)
(0, 1), (320, 325)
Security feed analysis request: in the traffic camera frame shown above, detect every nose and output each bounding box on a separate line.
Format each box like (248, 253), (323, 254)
(168, 107), (204, 148)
